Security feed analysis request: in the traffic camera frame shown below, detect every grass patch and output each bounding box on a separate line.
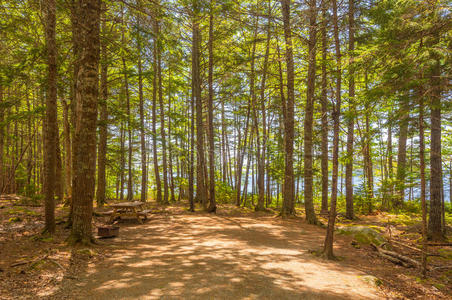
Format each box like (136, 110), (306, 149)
(7, 207), (39, 216)
(8, 216), (22, 223)
(361, 275), (383, 287)
(438, 249), (452, 260)
(76, 248), (96, 257)
(432, 283), (445, 290)
(30, 234), (54, 243)
(390, 213), (420, 226)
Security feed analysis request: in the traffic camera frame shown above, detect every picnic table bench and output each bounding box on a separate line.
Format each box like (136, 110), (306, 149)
(107, 201), (149, 224)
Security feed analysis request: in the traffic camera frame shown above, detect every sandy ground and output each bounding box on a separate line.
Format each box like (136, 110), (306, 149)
(48, 211), (384, 300)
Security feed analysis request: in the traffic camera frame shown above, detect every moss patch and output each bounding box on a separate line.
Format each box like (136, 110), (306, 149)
(438, 249), (452, 260)
(7, 207), (38, 216)
(8, 216), (22, 223)
(360, 275), (383, 287)
(338, 225), (386, 246)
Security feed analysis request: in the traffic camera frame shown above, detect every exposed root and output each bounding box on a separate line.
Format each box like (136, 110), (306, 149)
(371, 243), (429, 270)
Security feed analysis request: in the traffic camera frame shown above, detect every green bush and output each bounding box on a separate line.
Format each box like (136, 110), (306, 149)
(216, 181), (234, 204)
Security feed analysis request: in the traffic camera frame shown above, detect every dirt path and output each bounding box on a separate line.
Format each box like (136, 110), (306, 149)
(51, 212), (384, 299)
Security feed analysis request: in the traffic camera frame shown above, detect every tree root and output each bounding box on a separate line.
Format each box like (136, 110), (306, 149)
(370, 243), (429, 270)
(11, 254), (49, 268)
(426, 242), (452, 247)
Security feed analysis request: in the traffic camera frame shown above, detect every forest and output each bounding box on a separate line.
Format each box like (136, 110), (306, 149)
(0, 0), (451, 299)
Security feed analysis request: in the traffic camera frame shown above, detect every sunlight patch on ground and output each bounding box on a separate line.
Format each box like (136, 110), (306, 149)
(68, 214), (382, 300)
(261, 260), (377, 298)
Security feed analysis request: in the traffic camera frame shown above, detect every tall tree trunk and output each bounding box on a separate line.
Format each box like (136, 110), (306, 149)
(255, 0), (271, 212)
(152, 18), (162, 203)
(428, 58), (444, 241)
(384, 116), (393, 209)
(192, 14), (207, 208)
(124, 61), (133, 201)
(62, 98), (71, 199)
(69, 0), (100, 244)
(97, 5), (108, 207)
(66, 1), (79, 225)
(419, 86), (428, 277)
(120, 120), (125, 200)
(168, 69), (176, 202)
(0, 84), (3, 196)
(188, 66), (195, 211)
(249, 14), (260, 210)
(55, 130), (64, 202)
(303, 0), (318, 224)
(237, 102), (251, 207)
(44, 0), (57, 234)
(320, 0), (329, 215)
(137, 10), (147, 202)
(280, 0), (295, 217)
(345, 0), (355, 220)
(242, 134), (253, 207)
(395, 99), (409, 208)
(156, 13), (169, 205)
(121, 8), (133, 202)
(207, 2), (216, 213)
(324, 0), (341, 259)
(449, 160), (452, 218)
(221, 98), (227, 184)
(364, 71), (374, 213)
(26, 88), (33, 195)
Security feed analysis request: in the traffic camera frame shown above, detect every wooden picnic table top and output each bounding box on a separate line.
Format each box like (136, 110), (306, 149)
(109, 201), (144, 209)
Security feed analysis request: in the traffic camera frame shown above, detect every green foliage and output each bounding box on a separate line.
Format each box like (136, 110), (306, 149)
(216, 181), (234, 203)
(7, 207), (38, 216)
(8, 216), (22, 223)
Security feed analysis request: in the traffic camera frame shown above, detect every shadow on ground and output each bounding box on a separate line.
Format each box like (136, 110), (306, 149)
(49, 211), (381, 300)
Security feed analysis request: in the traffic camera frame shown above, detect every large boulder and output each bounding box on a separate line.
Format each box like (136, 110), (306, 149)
(338, 225), (386, 246)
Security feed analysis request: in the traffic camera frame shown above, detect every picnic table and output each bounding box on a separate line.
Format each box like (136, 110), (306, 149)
(108, 201), (150, 224)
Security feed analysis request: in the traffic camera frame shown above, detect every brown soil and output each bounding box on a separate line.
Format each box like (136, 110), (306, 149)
(0, 200), (450, 299)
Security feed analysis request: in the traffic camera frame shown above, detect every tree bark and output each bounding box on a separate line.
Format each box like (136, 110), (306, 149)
(428, 58), (444, 241)
(395, 99), (409, 208)
(207, 2), (216, 213)
(384, 116), (393, 210)
(324, 0), (341, 259)
(152, 17), (162, 203)
(97, 4), (108, 207)
(44, 0), (57, 234)
(303, 0), (318, 224)
(221, 98), (227, 184)
(320, 0), (329, 214)
(192, 10), (207, 207)
(419, 86), (428, 277)
(345, 0), (355, 220)
(120, 8), (133, 202)
(235, 96), (251, 207)
(69, 0), (100, 244)
(364, 71), (374, 213)
(280, 0), (295, 217)
(189, 62), (195, 211)
(137, 8), (147, 202)
(249, 14), (260, 210)
(67, 0), (81, 226)
(168, 69), (176, 202)
(255, 2), (271, 212)
(55, 130), (64, 202)
(62, 98), (71, 199)
(155, 10), (169, 205)
(0, 84), (3, 196)
(120, 120), (125, 200)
